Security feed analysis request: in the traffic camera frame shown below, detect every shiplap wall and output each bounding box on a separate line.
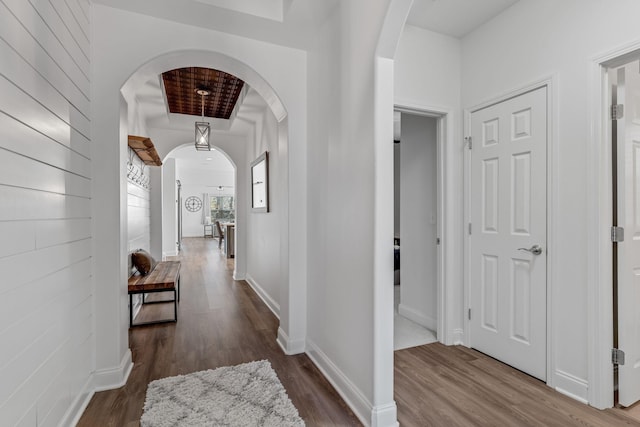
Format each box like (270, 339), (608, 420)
(127, 149), (151, 253)
(0, 0), (93, 425)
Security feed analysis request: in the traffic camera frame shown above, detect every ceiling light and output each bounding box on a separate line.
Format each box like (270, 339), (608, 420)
(195, 88), (211, 151)
(206, 157), (212, 161)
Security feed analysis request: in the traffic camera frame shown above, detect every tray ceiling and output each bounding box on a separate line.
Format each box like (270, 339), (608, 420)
(161, 67), (245, 120)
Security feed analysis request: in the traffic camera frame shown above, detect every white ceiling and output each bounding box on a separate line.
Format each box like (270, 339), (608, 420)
(121, 0), (520, 149)
(169, 144), (234, 172)
(93, 0), (337, 50)
(406, 0), (520, 38)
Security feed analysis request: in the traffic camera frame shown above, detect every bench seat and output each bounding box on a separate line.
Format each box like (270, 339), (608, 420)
(128, 261), (180, 327)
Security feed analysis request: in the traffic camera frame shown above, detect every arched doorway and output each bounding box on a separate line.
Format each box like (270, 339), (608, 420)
(91, 42), (308, 388)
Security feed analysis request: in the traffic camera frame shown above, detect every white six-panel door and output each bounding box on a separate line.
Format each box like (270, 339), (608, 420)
(469, 87), (547, 381)
(616, 61), (640, 407)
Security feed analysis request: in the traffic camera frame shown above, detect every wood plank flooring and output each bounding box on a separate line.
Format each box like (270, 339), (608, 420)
(79, 237), (640, 426)
(395, 343), (640, 426)
(77, 238), (359, 426)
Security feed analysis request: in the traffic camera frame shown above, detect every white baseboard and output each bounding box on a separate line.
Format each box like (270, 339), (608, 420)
(245, 273), (280, 318)
(93, 349), (133, 392)
(277, 327), (306, 355)
(398, 304), (436, 330)
(554, 369), (589, 404)
(371, 402), (399, 427)
(306, 340), (373, 426)
(162, 250), (178, 259)
(450, 328), (465, 345)
(233, 270), (246, 281)
(59, 376), (94, 427)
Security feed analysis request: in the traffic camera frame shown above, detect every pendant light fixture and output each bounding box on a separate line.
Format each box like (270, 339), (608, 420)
(195, 88), (211, 151)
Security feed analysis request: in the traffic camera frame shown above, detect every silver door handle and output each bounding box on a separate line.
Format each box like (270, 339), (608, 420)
(518, 245), (542, 256)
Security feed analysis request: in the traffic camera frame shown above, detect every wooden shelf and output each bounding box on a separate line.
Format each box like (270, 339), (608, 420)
(128, 135), (162, 166)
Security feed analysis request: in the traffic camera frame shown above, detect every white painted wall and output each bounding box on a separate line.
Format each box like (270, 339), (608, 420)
(306, 1), (397, 425)
(393, 24), (465, 345)
(460, 0), (640, 404)
(246, 109), (282, 316)
(395, 25), (462, 110)
(176, 167), (234, 238)
(0, 0), (94, 425)
(398, 114), (438, 331)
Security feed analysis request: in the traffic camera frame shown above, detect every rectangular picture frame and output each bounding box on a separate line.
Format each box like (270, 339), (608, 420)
(251, 151), (269, 212)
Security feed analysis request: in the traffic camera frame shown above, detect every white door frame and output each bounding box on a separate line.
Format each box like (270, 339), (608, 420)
(588, 41), (640, 410)
(463, 77), (557, 389)
(394, 100), (457, 345)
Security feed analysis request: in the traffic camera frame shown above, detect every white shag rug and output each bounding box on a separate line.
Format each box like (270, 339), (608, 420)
(141, 360), (305, 427)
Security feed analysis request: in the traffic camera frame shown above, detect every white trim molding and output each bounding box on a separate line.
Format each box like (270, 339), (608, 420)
(588, 39), (640, 410)
(59, 376), (95, 427)
(554, 369), (589, 405)
(93, 349), (134, 392)
(394, 100), (457, 346)
(245, 273), (280, 318)
(371, 402), (399, 427)
(398, 304), (436, 331)
(277, 327), (305, 355)
(306, 340), (373, 426)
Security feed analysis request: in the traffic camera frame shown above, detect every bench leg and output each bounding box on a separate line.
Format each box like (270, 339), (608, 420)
(174, 288), (178, 321)
(129, 293), (133, 327)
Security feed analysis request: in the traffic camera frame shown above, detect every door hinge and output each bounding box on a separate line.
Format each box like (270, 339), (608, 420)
(468, 308), (471, 320)
(611, 104), (624, 120)
(465, 136), (472, 149)
(468, 223), (472, 235)
(611, 226), (625, 243)
(612, 348), (626, 365)
(436, 237), (441, 245)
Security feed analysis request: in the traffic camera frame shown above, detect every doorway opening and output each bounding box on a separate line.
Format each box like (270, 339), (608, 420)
(590, 45), (640, 413)
(606, 57), (640, 413)
(393, 109), (442, 350)
(162, 144), (236, 260)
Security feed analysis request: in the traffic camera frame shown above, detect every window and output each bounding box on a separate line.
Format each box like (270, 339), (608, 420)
(210, 195), (235, 224)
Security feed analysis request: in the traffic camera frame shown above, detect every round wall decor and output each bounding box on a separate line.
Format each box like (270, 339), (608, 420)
(185, 196), (203, 212)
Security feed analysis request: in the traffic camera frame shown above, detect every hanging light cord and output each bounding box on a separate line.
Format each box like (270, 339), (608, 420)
(201, 92), (205, 120)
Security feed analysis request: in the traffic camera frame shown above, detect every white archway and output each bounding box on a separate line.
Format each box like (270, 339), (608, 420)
(91, 13), (308, 388)
(160, 143), (238, 271)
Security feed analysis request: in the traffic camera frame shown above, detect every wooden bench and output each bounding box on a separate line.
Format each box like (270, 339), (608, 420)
(128, 261), (181, 327)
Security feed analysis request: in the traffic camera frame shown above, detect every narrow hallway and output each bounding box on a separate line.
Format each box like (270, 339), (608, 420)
(78, 238), (359, 426)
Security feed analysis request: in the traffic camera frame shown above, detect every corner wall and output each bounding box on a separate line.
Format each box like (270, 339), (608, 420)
(246, 109), (282, 316)
(306, 1), (398, 425)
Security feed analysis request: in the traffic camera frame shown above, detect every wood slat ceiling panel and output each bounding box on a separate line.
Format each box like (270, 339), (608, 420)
(161, 67), (245, 120)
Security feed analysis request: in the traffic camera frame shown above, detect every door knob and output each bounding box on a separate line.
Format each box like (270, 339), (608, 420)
(518, 244), (543, 255)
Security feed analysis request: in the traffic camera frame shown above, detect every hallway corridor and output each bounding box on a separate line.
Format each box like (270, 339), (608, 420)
(76, 238), (640, 427)
(78, 238), (359, 426)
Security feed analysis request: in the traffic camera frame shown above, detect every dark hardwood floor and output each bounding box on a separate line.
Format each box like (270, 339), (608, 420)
(79, 237), (640, 427)
(78, 238), (360, 426)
